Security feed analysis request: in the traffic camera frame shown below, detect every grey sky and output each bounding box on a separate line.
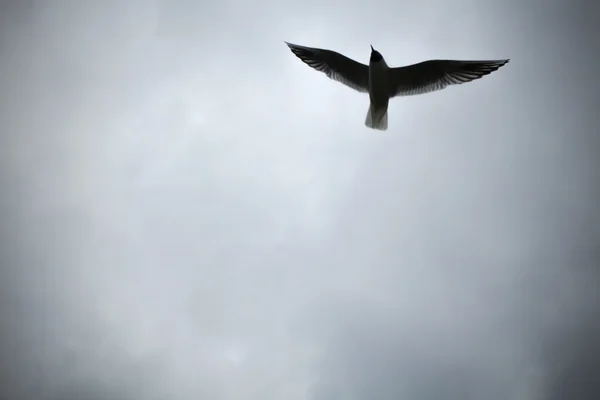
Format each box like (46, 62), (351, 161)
(1, 1), (598, 399)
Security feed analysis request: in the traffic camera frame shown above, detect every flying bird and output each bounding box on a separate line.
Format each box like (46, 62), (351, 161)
(285, 42), (509, 131)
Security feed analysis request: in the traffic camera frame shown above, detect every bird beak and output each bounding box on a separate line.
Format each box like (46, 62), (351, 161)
(370, 45), (374, 51)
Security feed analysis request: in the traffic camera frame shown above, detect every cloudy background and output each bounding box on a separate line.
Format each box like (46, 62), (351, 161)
(1, 1), (598, 399)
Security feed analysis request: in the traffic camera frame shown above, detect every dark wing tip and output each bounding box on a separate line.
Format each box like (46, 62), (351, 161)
(284, 41), (309, 58)
(283, 42), (328, 72)
(440, 59), (510, 85)
(284, 41), (305, 52)
(488, 58), (510, 69)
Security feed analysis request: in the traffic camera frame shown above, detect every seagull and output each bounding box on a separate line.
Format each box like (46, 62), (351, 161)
(285, 42), (509, 131)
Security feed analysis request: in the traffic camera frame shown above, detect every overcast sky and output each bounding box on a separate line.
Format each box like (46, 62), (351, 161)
(1, 1), (598, 399)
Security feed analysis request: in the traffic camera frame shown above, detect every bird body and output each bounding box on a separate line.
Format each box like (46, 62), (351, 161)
(285, 42), (509, 131)
(367, 48), (391, 130)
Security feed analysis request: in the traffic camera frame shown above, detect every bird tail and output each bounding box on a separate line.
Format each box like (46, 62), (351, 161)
(365, 103), (388, 131)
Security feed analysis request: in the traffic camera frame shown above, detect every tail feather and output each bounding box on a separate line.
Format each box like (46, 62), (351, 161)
(365, 104), (388, 131)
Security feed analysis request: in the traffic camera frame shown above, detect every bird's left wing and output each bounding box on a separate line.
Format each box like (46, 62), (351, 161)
(285, 42), (369, 93)
(388, 59), (509, 97)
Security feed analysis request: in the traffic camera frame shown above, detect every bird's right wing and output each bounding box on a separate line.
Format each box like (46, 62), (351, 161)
(285, 42), (369, 93)
(388, 59), (509, 97)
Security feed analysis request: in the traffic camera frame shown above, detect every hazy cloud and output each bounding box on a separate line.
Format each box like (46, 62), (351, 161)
(1, 1), (598, 399)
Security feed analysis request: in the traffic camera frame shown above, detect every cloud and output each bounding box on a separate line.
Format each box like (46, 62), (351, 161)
(1, 1), (598, 399)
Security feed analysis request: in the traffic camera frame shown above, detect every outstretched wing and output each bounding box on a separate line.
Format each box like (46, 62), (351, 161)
(285, 42), (369, 93)
(389, 59), (509, 97)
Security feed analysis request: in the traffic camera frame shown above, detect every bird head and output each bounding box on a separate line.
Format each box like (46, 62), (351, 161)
(369, 45), (383, 62)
